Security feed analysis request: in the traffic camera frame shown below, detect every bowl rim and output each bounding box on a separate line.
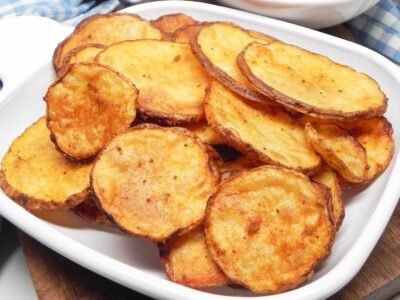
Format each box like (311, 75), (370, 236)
(244, 0), (365, 6)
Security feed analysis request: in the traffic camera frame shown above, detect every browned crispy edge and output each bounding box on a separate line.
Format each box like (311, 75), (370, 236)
(151, 13), (198, 41)
(158, 224), (229, 288)
(44, 62), (139, 163)
(71, 190), (111, 225)
(237, 42), (388, 121)
(57, 43), (106, 77)
(331, 173), (345, 230)
(94, 39), (205, 125)
(171, 23), (208, 43)
(305, 123), (368, 183)
(90, 123), (221, 243)
(189, 22), (275, 103)
(52, 13), (159, 72)
(205, 83), (321, 176)
(0, 170), (89, 211)
(204, 165), (335, 293)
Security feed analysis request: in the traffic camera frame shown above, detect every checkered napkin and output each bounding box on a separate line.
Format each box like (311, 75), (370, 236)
(347, 0), (400, 63)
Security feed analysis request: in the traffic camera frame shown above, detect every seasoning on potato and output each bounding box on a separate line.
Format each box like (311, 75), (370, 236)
(91, 124), (220, 242)
(0, 117), (92, 210)
(205, 165), (334, 293)
(205, 81), (321, 174)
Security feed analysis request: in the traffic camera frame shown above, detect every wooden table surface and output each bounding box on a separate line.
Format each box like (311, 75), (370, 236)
(15, 2), (400, 300)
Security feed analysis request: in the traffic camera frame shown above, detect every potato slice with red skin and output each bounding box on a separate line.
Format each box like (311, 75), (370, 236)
(45, 63), (138, 162)
(312, 164), (344, 230)
(238, 41), (387, 121)
(96, 40), (210, 124)
(159, 225), (229, 288)
(190, 22), (274, 102)
(183, 121), (225, 145)
(220, 156), (262, 181)
(151, 13), (198, 41)
(173, 24), (206, 44)
(205, 81), (321, 175)
(53, 13), (162, 72)
(0, 117), (92, 211)
(91, 124), (220, 242)
(205, 165), (334, 293)
(72, 194), (111, 226)
(305, 123), (368, 183)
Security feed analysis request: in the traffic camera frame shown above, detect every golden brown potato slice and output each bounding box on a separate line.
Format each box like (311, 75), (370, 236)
(312, 164), (344, 230)
(72, 194), (111, 225)
(205, 81), (321, 174)
(159, 225), (229, 288)
(220, 156), (262, 181)
(205, 165), (334, 293)
(183, 121), (225, 145)
(341, 118), (394, 187)
(151, 13), (198, 41)
(173, 24), (206, 44)
(58, 43), (106, 76)
(91, 124), (220, 242)
(53, 13), (162, 72)
(305, 123), (367, 183)
(238, 42), (387, 121)
(0, 117), (92, 210)
(96, 40), (210, 124)
(190, 22), (274, 102)
(45, 63), (138, 162)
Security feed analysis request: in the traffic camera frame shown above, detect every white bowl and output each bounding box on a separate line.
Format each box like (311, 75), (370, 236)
(216, 0), (379, 28)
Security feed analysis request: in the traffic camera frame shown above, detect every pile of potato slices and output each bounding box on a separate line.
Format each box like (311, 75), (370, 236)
(0, 13), (394, 294)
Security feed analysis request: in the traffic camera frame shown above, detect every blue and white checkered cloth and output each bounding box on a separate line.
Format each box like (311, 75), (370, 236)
(0, 0), (399, 63)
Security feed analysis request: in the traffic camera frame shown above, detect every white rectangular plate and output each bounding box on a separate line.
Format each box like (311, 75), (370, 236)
(0, 2), (399, 299)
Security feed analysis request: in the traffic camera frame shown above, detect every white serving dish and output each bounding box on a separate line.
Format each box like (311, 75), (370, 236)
(0, 2), (399, 299)
(216, 0), (379, 28)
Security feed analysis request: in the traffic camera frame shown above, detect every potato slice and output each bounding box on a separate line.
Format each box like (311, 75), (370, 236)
(305, 123), (367, 183)
(0, 117), (92, 210)
(238, 41), (387, 120)
(159, 225), (229, 288)
(53, 13), (162, 72)
(151, 13), (198, 41)
(205, 165), (334, 293)
(190, 22), (274, 102)
(91, 124), (220, 242)
(220, 156), (262, 181)
(183, 121), (225, 145)
(312, 164), (344, 230)
(173, 24), (206, 44)
(205, 81), (321, 174)
(58, 43), (106, 76)
(96, 40), (210, 124)
(45, 63), (138, 162)
(72, 194), (111, 225)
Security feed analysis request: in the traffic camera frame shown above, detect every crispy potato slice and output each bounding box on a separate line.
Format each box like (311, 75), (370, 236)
(190, 22), (274, 102)
(151, 13), (198, 41)
(312, 164), (344, 230)
(305, 123), (367, 183)
(45, 63), (138, 162)
(159, 225), (229, 288)
(205, 165), (334, 293)
(58, 43), (106, 76)
(183, 121), (225, 145)
(0, 117), (92, 210)
(72, 194), (111, 225)
(173, 24), (206, 44)
(238, 42), (387, 120)
(220, 156), (262, 181)
(205, 81), (321, 174)
(53, 13), (162, 72)
(91, 124), (220, 242)
(96, 40), (210, 124)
